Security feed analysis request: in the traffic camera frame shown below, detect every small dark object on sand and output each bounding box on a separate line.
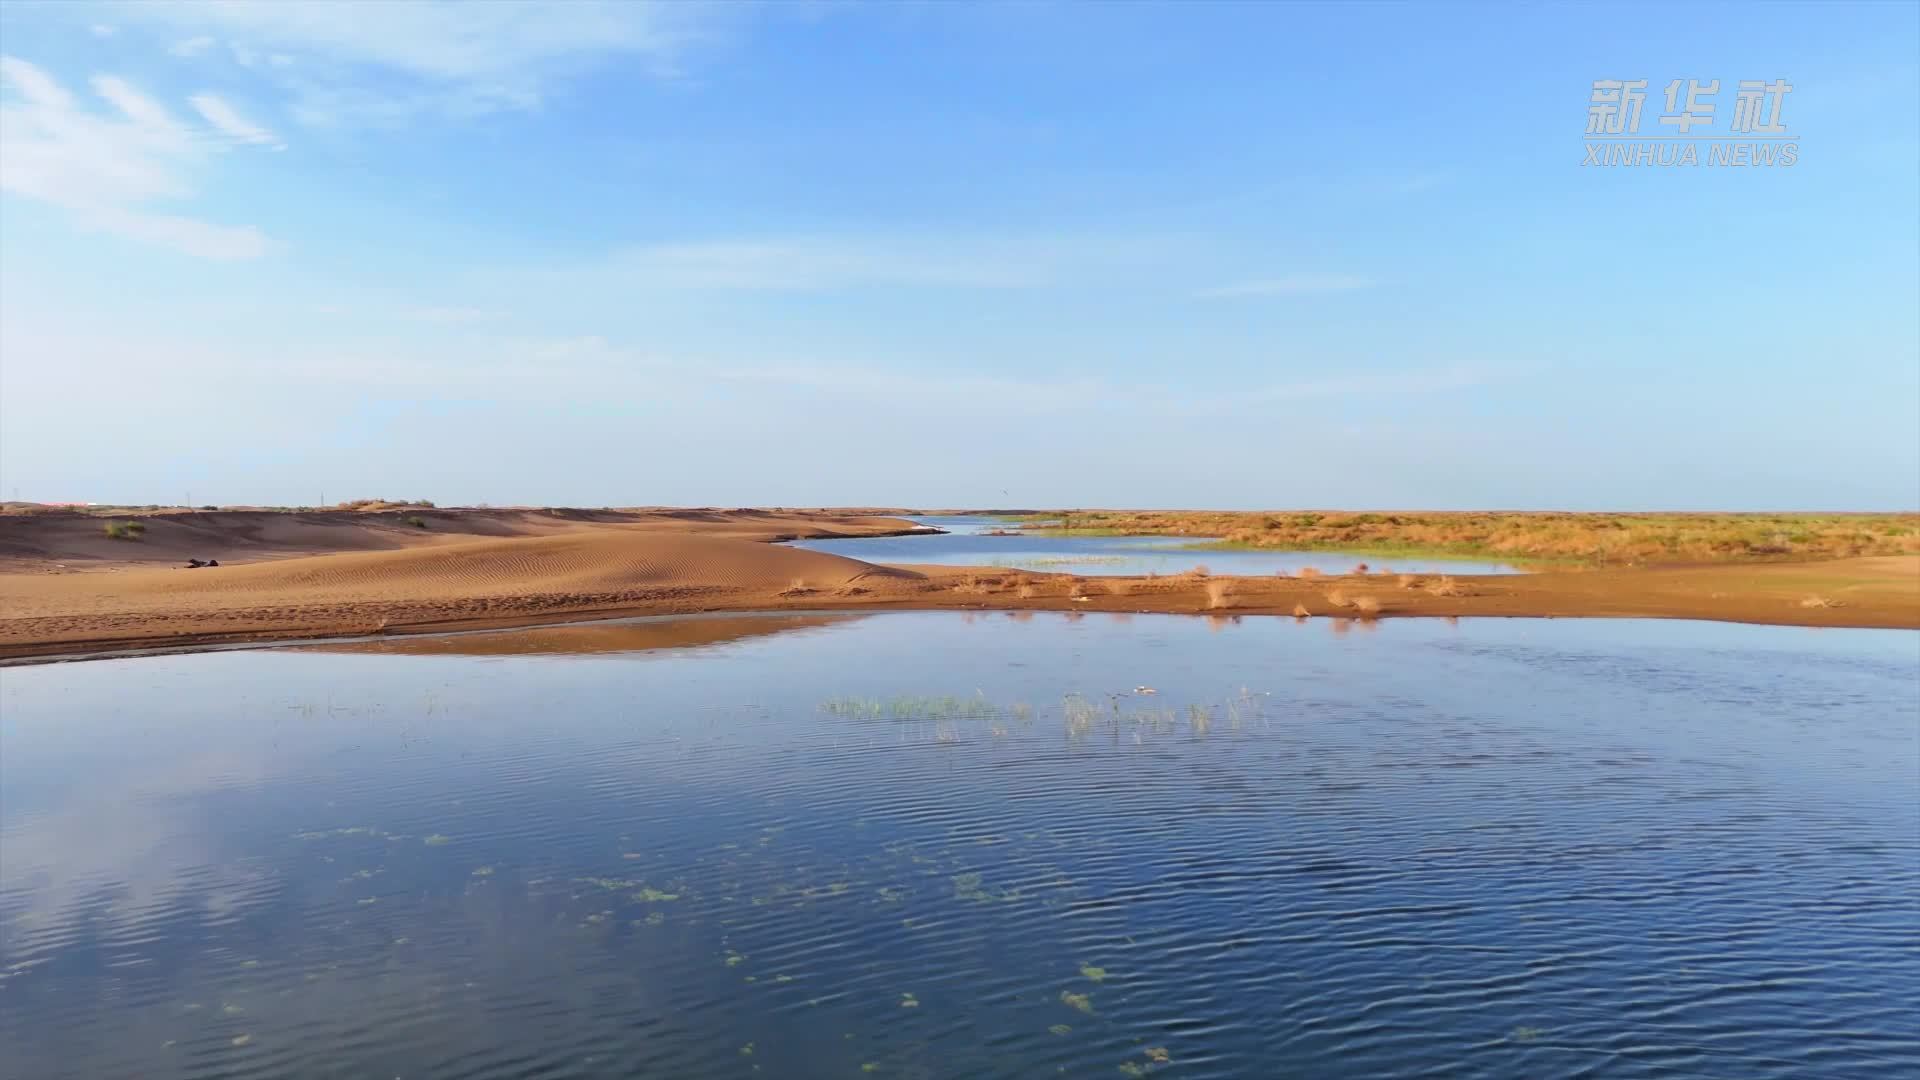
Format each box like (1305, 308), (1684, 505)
(184, 559), (221, 569)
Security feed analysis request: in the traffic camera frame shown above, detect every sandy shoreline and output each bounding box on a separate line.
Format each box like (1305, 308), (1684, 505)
(1, 509), (1914, 663)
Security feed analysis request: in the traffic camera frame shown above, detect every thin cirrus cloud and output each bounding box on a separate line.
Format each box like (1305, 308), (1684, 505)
(168, 35), (216, 58)
(188, 92), (284, 148)
(1197, 273), (1376, 298)
(0, 56), (277, 258)
(114, 0), (722, 127)
(305, 334), (1503, 415)
(409, 306), (501, 324)
(594, 239), (1047, 291)
(547, 230), (1187, 293)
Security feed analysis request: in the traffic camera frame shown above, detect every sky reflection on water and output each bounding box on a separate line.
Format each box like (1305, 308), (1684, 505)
(2, 613), (1915, 1079)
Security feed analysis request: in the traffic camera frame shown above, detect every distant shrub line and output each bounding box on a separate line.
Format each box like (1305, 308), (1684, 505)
(1013, 511), (1919, 565)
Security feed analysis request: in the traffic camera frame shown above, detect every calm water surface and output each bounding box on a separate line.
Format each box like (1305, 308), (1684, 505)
(2, 613), (1916, 1079)
(791, 515), (1524, 576)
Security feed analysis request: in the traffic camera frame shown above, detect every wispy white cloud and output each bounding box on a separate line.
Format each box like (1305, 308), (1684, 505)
(1197, 273), (1376, 298)
(168, 35), (215, 58)
(114, 0), (724, 127)
(592, 238), (1051, 291)
(706, 359), (1499, 412)
(89, 23), (117, 38)
(409, 306), (500, 324)
(2, 56), (76, 110)
(91, 74), (187, 140)
(81, 205), (269, 259)
(234, 332), (1499, 414)
(0, 56), (273, 258)
(188, 92), (282, 148)
(530, 228), (1193, 295)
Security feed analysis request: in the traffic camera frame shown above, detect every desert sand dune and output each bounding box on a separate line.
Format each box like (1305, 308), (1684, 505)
(0, 506), (923, 570)
(0, 508), (1913, 661)
(0, 529), (923, 648)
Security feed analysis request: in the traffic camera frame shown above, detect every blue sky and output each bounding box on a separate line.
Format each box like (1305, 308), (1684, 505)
(1, 1), (1915, 510)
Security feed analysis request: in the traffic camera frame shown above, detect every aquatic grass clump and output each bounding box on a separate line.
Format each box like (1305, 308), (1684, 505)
(989, 554), (1130, 568)
(1059, 990), (1095, 1014)
(952, 872), (992, 902)
(1224, 687), (1263, 728)
(1062, 694), (1098, 736)
(103, 520), (146, 540)
(820, 694), (1006, 723)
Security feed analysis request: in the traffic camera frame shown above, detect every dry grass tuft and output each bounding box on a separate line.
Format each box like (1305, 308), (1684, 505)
(1324, 588), (1351, 609)
(780, 578), (812, 597)
(1205, 579), (1235, 610)
(1799, 594), (1842, 609)
(954, 572), (1006, 596)
(1426, 576), (1465, 597)
(1107, 579), (1134, 596)
(1016, 582), (1037, 599)
(1352, 595), (1382, 615)
(1397, 573), (1420, 589)
(1297, 566), (1323, 580)
(1291, 603), (1311, 618)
